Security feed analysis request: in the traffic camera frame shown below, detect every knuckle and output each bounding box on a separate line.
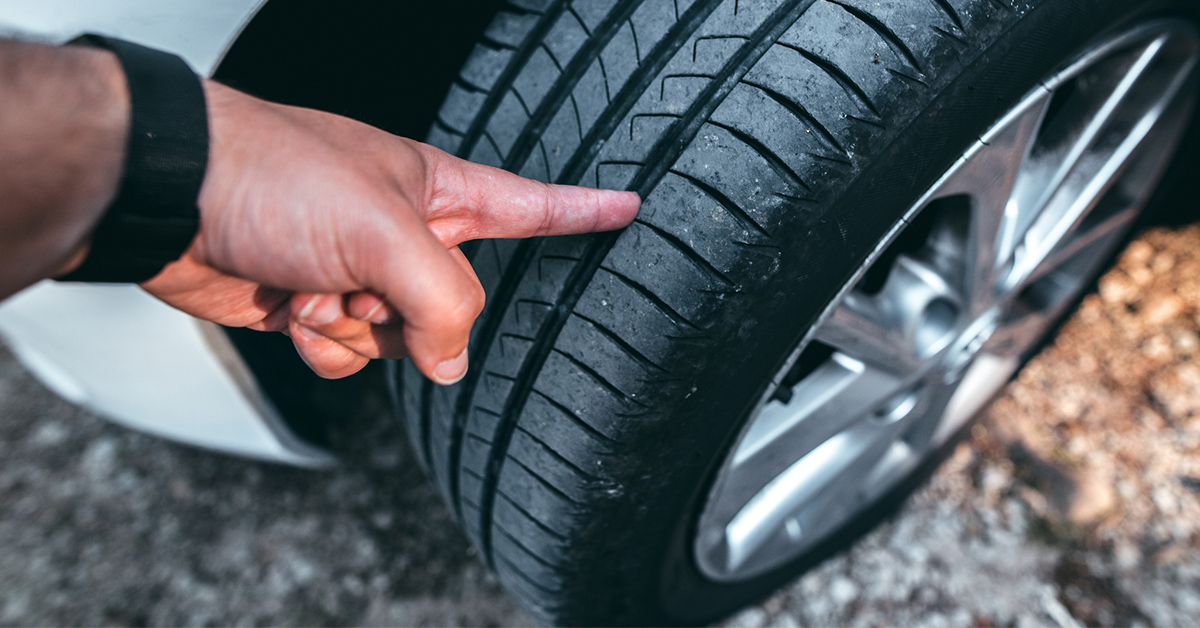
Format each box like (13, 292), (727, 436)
(442, 282), (485, 332)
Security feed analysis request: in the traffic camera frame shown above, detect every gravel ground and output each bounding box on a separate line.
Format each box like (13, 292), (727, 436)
(3, 225), (1200, 626)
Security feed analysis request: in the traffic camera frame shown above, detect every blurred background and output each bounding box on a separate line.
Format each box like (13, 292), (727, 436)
(1, 223), (1199, 626)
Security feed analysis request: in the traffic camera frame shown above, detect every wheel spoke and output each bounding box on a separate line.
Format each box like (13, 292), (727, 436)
(727, 354), (903, 503)
(933, 88), (1053, 316)
(812, 291), (915, 374)
(900, 379), (960, 454)
(781, 418), (914, 543)
(929, 352), (1021, 446)
(814, 255), (960, 372)
(1019, 206), (1137, 289)
(1004, 34), (1195, 289)
(722, 416), (906, 572)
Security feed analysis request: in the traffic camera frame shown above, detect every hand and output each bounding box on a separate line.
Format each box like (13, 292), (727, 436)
(141, 81), (640, 381)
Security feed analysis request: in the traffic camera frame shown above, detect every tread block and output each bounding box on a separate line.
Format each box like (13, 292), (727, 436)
(461, 45), (517, 91)
(488, 91), (535, 156)
(570, 0), (622, 32)
(493, 523), (572, 578)
(535, 350), (649, 440)
(493, 492), (573, 552)
(498, 456), (585, 516)
(511, 46), (564, 119)
(485, 10), (544, 48)
(598, 23), (642, 92)
(468, 131), (506, 167)
(574, 266), (704, 354)
(777, 1), (902, 117)
(543, 10), (592, 71)
(599, 219), (722, 323)
(628, 0), (678, 51)
(556, 314), (666, 393)
(427, 123), (464, 154)
(507, 427), (612, 497)
(522, 388), (623, 452)
(440, 84), (488, 133)
(539, 107), (586, 180)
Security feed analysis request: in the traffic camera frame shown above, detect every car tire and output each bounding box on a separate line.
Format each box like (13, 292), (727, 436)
(389, 0), (1200, 624)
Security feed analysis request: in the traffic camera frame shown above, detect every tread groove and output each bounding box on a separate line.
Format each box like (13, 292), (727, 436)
(568, 6), (593, 36)
(634, 218), (735, 285)
(827, 0), (924, 72)
(932, 24), (968, 46)
(705, 119), (816, 190)
(631, 112), (682, 139)
(462, 466), (485, 481)
(659, 73), (714, 99)
(669, 169), (772, 238)
(629, 18), (642, 63)
(888, 67), (930, 88)
(556, 0), (727, 184)
(455, 78), (491, 94)
(448, 241), (539, 524)
(511, 87), (534, 116)
(494, 522), (570, 570)
(774, 41), (882, 117)
(434, 117), (467, 135)
(692, 35), (751, 62)
(738, 79), (849, 156)
(541, 43), (564, 72)
(495, 552), (563, 596)
(552, 348), (650, 407)
(514, 425), (605, 480)
(598, 265), (702, 330)
(457, 0), (571, 158)
(570, 312), (670, 373)
(504, 455), (587, 505)
(480, 36), (520, 52)
(531, 389), (624, 444)
(928, 0), (965, 31)
(503, 0), (649, 174)
(496, 491), (571, 540)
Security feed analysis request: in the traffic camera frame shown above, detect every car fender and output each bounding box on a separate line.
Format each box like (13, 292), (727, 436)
(0, 0), (335, 468)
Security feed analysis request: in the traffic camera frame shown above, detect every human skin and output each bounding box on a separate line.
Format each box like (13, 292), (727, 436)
(0, 39), (641, 383)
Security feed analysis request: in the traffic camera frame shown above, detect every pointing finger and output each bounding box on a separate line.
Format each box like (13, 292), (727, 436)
(419, 143), (641, 245)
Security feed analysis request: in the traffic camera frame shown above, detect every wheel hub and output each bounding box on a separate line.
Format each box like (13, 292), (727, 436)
(942, 312), (999, 384)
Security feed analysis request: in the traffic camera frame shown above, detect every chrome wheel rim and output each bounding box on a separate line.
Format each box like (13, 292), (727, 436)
(695, 20), (1200, 583)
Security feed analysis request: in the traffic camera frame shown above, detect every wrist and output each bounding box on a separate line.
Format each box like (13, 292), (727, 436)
(55, 35), (208, 284)
(0, 41), (130, 289)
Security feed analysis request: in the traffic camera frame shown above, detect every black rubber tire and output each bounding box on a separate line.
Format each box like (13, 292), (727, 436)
(388, 0), (1198, 624)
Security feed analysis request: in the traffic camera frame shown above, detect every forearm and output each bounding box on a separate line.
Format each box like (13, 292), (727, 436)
(0, 39), (129, 298)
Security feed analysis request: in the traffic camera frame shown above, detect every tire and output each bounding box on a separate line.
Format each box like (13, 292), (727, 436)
(388, 0), (1200, 624)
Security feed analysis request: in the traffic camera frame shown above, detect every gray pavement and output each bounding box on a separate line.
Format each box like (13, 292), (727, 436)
(3, 225), (1200, 626)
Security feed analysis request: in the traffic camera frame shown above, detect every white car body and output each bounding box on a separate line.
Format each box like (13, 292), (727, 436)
(0, 0), (334, 467)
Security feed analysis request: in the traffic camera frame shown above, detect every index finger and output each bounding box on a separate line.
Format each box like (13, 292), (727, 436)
(421, 145), (642, 244)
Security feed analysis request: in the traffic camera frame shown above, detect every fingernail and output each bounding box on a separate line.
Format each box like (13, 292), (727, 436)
(299, 295), (340, 326)
(364, 301), (393, 325)
(295, 325), (322, 341)
(432, 347), (469, 385)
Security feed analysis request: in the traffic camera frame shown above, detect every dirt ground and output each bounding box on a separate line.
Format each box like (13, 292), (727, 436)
(2, 225), (1200, 626)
